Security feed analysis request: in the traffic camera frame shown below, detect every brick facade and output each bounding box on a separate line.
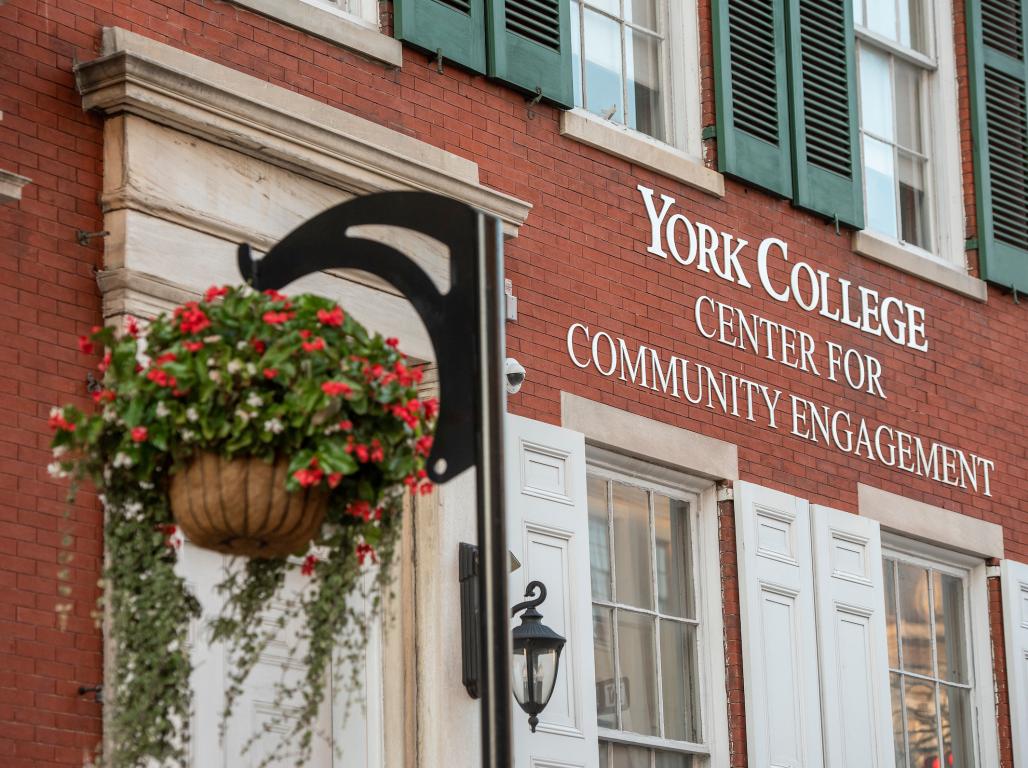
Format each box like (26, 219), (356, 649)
(1, 0), (1024, 765)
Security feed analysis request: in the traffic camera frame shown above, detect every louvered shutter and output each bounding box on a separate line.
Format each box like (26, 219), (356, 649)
(787, 0), (864, 229)
(394, 0), (487, 74)
(967, 0), (1028, 292)
(487, 0), (574, 107)
(712, 0), (794, 197)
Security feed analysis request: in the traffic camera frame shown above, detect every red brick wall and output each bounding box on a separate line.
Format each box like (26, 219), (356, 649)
(1, 0), (1024, 765)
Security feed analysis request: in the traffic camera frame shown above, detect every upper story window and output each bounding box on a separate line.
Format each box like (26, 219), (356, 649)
(883, 547), (978, 767)
(855, 0), (935, 251)
(304, 0), (378, 26)
(588, 468), (709, 767)
(570, 0), (668, 142)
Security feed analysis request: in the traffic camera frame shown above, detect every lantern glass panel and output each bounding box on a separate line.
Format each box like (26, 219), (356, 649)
(511, 645), (560, 710)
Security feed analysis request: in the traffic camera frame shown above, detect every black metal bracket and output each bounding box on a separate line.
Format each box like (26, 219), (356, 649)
(526, 87), (543, 120)
(76, 229), (109, 246)
(78, 684), (103, 703)
(237, 190), (512, 768)
(459, 541), (481, 699)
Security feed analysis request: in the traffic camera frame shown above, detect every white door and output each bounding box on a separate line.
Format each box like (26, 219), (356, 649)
(1001, 559), (1028, 768)
(178, 542), (380, 767)
(505, 414), (599, 768)
(735, 481), (823, 768)
(810, 506), (894, 768)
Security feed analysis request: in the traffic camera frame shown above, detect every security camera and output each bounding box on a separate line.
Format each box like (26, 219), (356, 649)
(505, 358), (526, 394)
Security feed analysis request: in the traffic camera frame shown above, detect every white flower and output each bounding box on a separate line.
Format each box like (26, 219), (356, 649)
(235, 409), (252, 424)
(246, 392), (262, 408)
(207, 357), (218, 368)
(245, 363), (257, 377)
(204, 335), (222, 344)
(123, 501), (144, 521)
(186, 407), (199, 423)
(98, 494), (108, 508)
(236, 341), (248, 351)
(47, 462), (68, 479)
(102, 467), (112, 484)
(181, 429), (196, 442)
(209, 370), (221, 383)
(263, 418), (284, 434)
(155, 402), (170, 418)
(139, 481), (154, 490)
(227, 359), (243, 375)
(52, 445), (68, 458)
(113, 452), (133, 469)
(103, 408), (117, 423)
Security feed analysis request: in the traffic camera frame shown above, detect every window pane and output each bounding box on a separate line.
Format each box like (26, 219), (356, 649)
(599, 741), (610, 768)
(589, 475), (612, 601)
(884, 559), (900, 668)
(611, 743), (650, 768)
(904, 680), (940, 768)
(585, 0), (619, 15)
(626, 0), (658, 31)
(897, 561), (933, 676)
(854, 0), (865, 27)
(898, 151), (929, 248)
(890, 673), (906, 767)
(571, 1), (584, 108)
(660, 621), (701, 742)
(613, 482), (653, 609)
(594, 606), (618, 729)
(859, 46), (894, 141)
(654, 495), (693, 618)
(933, 572), (968, 684)
(617, 611), (659, 736)
(894, 61), (922, 153)
(584, 8), (625, 124)
(655, 751), (694, 768)
(897, 0), (929, 53)
(866, 0), (898, 42)
(863, 136), (899, 238)
(626, 29), (664, 141)
(940, 684), (974, 768)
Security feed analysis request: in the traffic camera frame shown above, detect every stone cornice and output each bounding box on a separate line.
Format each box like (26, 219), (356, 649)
(0, 168), (31, 203)
(75, 28), (531, 235)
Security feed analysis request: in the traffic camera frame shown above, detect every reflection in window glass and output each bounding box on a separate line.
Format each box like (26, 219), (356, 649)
(593, 606), (617, 730)
(571, 0), (667, 142)
(589, 475), (612, 601)
(613, 483), (653, 610)
(884, 554), (975, 768)
(617, 610), (659, 736)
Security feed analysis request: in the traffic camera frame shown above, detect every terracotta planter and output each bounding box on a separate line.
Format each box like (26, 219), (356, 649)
(169, 452), (328, 558)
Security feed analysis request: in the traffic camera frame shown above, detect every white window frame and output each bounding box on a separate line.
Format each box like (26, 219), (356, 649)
(587, 446), (728, 768)
(881, 534), (1001, 768)
(300, 0), (378, 28)
(853, 0), (966, 273)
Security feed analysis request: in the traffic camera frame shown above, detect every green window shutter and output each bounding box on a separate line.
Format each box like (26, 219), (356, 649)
(712, 0), (794, 197)
(486, 0), (574, 108)
(967, 0), (1028, 292)
(394, 0), (487, 74)
(786, 0), (864, 229)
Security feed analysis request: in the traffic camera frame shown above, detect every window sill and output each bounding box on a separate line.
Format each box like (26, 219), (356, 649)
(0, 168), (31, 203)
(851, 230), (987, 302)
(229, 0), (402, 68)
(559, 110), (724, 199)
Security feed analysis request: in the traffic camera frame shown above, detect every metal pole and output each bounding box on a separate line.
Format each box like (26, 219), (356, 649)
(475, 213), (511, 768)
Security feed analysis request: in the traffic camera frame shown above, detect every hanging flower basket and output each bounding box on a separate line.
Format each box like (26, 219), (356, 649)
(48, 284), (436, 768)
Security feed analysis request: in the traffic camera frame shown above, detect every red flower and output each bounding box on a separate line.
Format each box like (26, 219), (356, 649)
(347, 500), (373, 521)
(263, 289), (289, 302)
(155, 352), (177, 365)
(263, 368), (278, 379)
(327, 472), (343, 489)
(299, 329), (311, 339)
(301, 337), (325, 353)
(369, 439), (384, 463)
(146, 368), (177, 388)
(92, 389), (116, 404)
(78, 336), (94, 354)
(125, 316), (140, 338)
(183, 341), (204, 352)
(423, 398), (439, 419)
(316, 306), (344, 327)
(321, 381), (352, 397)
(356, 542), (377, 565)
(354, 444), (369, 463)
(252, 338), (266, 354)
(48, 412), (75, 432)
(131, 426), (148, 442)
(338, 419), (353, 431)
(203, 285), (229, 302)
(160, 524), (181, 550)
(98, 352), (112, 373)
(174, 303), (210, 335)
(415, 435), (434, 457)
(301, 554), (318, 577)
(293, 459), (324, 487)
(385, 337), (399, 348)
(262, 311), (294, 325)
(363, 363), (385, 381)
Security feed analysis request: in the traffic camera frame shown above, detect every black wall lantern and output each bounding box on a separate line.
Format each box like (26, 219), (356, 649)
(510, 581), (566, 733)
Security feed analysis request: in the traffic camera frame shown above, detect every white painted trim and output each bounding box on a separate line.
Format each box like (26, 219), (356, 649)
(74, 28), (531, 236)
(228, 0), (402, 67)
(857, 483), (1003, 559)
(560, 391), (738, 480)
(560, 110), (724, 199)
(881, 537), (1001, 768)
(0, 168), (31, 203)
(852, 230), (987, 301)
(1000, 559), (1028, 768)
